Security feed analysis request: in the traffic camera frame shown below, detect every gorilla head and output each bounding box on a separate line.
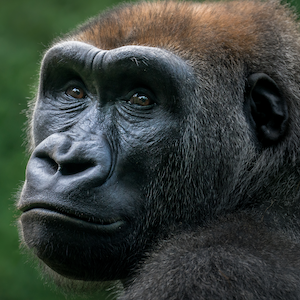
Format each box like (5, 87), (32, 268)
(17, 1), (300, 297)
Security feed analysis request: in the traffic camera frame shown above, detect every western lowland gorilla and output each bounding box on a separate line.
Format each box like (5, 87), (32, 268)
(17, 0), (300, 299)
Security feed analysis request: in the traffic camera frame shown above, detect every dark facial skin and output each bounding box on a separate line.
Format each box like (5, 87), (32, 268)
(17, 41), (194, 280)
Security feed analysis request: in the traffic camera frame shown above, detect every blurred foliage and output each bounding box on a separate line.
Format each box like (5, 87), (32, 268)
(1, 0), (300, 299)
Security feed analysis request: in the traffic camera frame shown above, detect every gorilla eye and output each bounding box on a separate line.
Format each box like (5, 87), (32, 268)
(66, 86), (86, 99)
(129, 93), (153, 106)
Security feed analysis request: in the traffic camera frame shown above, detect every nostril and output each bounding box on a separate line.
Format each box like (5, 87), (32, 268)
(35, 154), (94, 177)
(59, 162), (95, 176)
(36, 156), (59, 175)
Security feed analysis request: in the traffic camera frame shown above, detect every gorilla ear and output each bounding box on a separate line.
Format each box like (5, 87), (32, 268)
(246, 73), (288, 146)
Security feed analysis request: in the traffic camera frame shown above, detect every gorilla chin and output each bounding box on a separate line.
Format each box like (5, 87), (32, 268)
(20, 208), (131, 281)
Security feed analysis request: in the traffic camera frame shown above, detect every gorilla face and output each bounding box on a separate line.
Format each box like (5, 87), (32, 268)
(17, 42), (195, 280)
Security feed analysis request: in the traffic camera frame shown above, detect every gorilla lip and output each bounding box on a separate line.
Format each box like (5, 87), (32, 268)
(20, 204), (124, 228)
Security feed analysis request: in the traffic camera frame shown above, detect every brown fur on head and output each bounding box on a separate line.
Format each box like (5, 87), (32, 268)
(71, 0), (297, 59)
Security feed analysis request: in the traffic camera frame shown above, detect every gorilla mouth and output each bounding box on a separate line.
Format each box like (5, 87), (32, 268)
(20, 204), (125, 230)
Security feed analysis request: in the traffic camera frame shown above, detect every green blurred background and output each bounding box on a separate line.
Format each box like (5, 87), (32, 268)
(1, 0), (300, 299)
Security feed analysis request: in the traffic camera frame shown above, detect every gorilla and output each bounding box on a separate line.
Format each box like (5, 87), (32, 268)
(17, 0), (300, 299)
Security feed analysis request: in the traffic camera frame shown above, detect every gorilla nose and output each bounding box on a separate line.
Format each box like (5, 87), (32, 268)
(40, 134), (96, 176)
(26, 133), (112, 188)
